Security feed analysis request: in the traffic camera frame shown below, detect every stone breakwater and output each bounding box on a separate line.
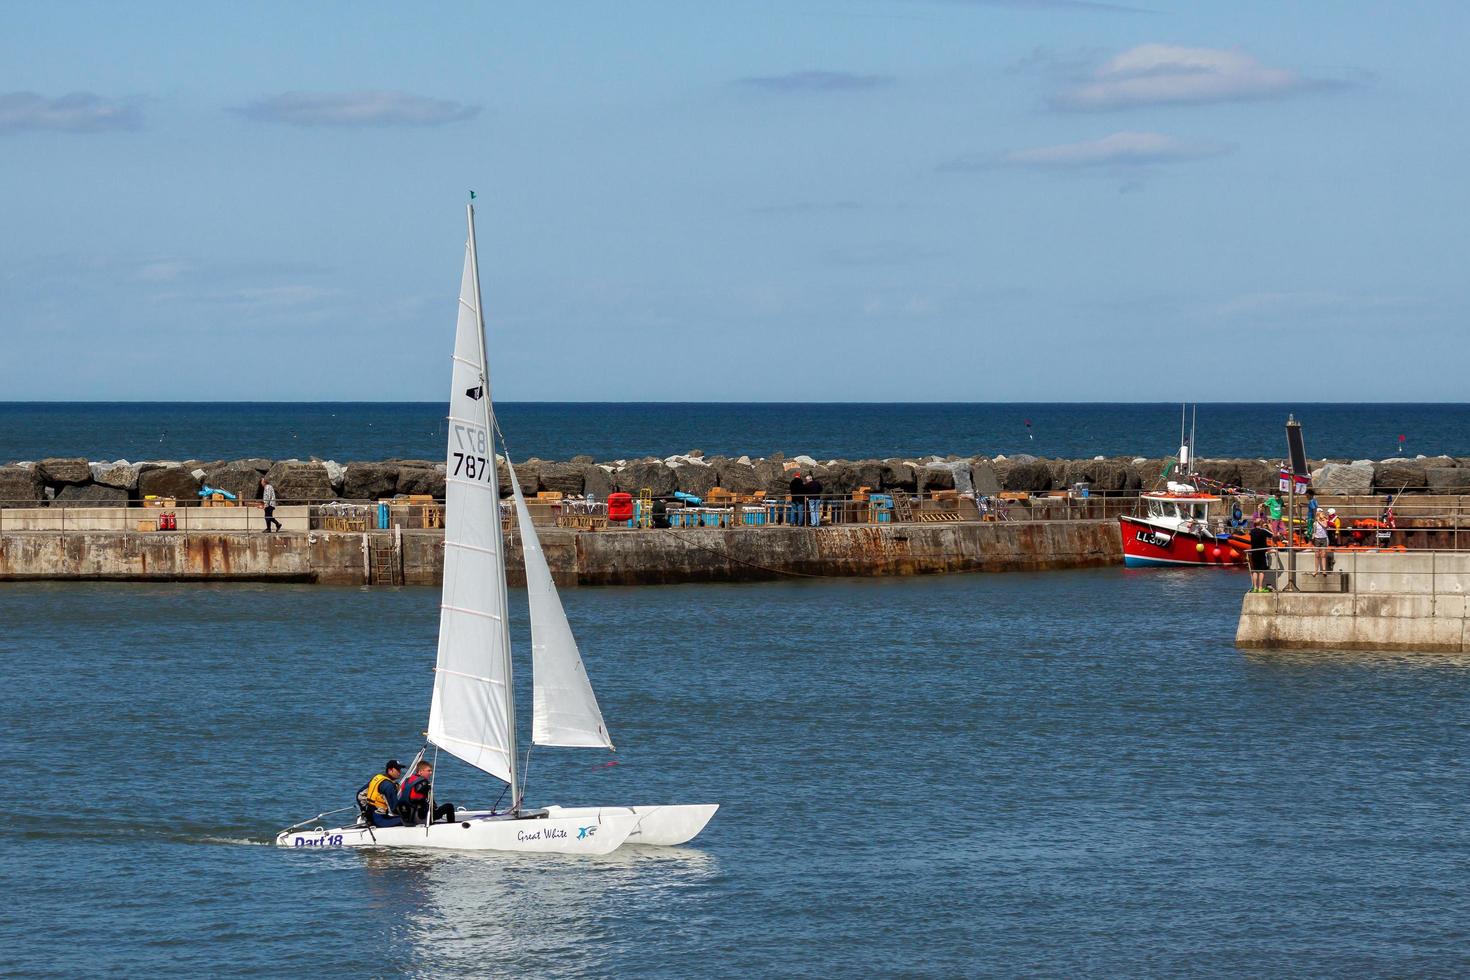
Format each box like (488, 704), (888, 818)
(0, 451), (1463, 506)
(0, 521), (1123, 585)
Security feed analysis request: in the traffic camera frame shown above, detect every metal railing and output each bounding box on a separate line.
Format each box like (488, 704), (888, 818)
(1268, 546), (1470, 597)
(3, 490), (1470, 537)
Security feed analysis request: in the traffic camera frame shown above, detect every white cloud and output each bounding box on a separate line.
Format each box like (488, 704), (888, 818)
(973, 131), (1231, 169)
(0, 91), (142, 132)
(1054, 45), (1320, 111)
(232, 91), (479, 127)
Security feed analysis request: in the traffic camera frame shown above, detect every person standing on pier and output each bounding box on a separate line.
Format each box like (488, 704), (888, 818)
(260, 477), (282, 533)
(1249, 518), (1272, 592)
(788, 470), (806, 527)
(1267, 491), (1285, 539)
(805, 472), (823, 527)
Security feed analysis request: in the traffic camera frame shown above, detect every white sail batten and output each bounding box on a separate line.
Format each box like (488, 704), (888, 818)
(507, 465), (614, 749)
(426, 241), (517, 786)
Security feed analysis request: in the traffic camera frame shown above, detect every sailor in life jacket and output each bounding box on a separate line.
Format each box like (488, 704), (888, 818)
(398, 761), (456, 826)
(356, 760), (405, 827)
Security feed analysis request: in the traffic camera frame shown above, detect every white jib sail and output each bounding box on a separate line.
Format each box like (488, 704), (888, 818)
(426, 243), (517, 785)
(507, 465), (613, 749)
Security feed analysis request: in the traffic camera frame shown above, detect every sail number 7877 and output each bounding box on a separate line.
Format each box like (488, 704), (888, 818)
(451, 424), (491, 482)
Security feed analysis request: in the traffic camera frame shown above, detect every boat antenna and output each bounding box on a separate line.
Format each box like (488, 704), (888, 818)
(1189, 404), (1197, 479)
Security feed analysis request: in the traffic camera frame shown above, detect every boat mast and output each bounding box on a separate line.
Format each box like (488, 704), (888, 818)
(466, 200), (520, 812)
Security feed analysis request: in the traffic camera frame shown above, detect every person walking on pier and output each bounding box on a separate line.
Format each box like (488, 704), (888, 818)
(260, 477), (282, 533)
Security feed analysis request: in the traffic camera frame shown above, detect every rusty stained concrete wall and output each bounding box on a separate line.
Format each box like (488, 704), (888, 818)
(0, 520), (1123, 586)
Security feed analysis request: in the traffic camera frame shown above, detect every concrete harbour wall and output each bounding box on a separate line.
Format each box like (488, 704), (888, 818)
(1237, 551), (1470, 652)
(0, 520), (1122, 586)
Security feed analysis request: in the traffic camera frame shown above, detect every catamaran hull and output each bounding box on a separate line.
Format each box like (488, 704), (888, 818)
(547, 804), (719, 846)
(275, 808), (638, 854)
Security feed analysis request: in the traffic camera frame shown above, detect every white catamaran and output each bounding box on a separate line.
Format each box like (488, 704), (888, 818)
(276, 204), (717, 853)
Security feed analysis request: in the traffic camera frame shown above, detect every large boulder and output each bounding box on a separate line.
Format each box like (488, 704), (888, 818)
(673, 462), (720, 498)
(265, 460), (335, 502)
(716, 460), (762, 495)
(1233, 460), (1276, 493)
(754, 458), (793, 494)
(37, 457), (92, 485)
(137, 465), (201, 501)
(1063, 459), (1140, 494)
(580, 464), (616, 500)
(397, 466), (446, 499)
(342, 462), (400, 500)
(202, 462), (266, 502)
(54, 483), (128, 506)
(1427, 467), (1470, 493)
(918, 463), (956, 494)
(970, 459), (1001, 496)
(1001, 459), (1054, 493)
(1311, 462), (1375, 495)
(1374, 459), (1429, 494)
(616, 460), (676, 496)
(321, 460), (345, 493)
(0, 465), (45, 507)
(539, 461), (585, 496)
(1193, 459), (1241, 490)
(90, 460), (140, 491)
(513, 460), (543, 494)
(880, 460), (917, 492)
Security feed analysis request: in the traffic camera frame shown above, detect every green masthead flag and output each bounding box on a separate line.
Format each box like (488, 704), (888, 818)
(469, 190), (476, 200)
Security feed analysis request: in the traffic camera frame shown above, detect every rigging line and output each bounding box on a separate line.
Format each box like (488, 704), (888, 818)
(426, 745), (439, 838)
(519, 743), (534, 812)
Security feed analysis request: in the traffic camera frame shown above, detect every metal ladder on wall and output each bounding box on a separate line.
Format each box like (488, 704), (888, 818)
(370, 539), (401, 586)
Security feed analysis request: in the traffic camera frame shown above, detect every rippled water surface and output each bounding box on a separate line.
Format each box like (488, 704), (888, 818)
(6, 570), (1470, 975)
(3, 401), (1469, 462)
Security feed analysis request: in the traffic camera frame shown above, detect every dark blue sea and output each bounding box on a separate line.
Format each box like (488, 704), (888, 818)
(1, 402), (1466, 463)
(6, 569), (1470, 975)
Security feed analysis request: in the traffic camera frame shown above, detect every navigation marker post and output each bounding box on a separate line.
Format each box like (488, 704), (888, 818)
(1284, 415), (1309, 592)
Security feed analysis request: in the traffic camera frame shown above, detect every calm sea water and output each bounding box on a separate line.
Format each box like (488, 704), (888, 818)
(6, 570), (1470, 975)
(1, 402), (1467, 464)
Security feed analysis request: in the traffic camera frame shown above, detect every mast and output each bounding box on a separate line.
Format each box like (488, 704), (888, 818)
(466, 201), (519, 811)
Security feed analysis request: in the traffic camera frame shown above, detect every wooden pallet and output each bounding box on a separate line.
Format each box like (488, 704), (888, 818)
(323, 516), (368, 532)
(915, 510), (963, 523)
(892, 495), (915, 523)
(558, 514), (608, 530)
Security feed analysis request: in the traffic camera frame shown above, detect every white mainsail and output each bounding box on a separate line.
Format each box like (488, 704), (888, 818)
(507, 465), (613, 749)
(426, 232), (518, 789)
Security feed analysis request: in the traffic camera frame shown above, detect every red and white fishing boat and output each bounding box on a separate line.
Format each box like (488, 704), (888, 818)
(1119, 482), (1248, 568)
(1120, 406), (1249, 568)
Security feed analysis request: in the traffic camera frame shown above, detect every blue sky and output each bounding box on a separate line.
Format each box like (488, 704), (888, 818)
(3, 1), (1467, 401)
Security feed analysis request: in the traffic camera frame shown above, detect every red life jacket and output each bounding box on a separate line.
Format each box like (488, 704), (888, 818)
(402, 773), (430, 803)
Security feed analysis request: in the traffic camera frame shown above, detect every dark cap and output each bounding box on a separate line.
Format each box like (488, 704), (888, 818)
(385, 759), (403, 772)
